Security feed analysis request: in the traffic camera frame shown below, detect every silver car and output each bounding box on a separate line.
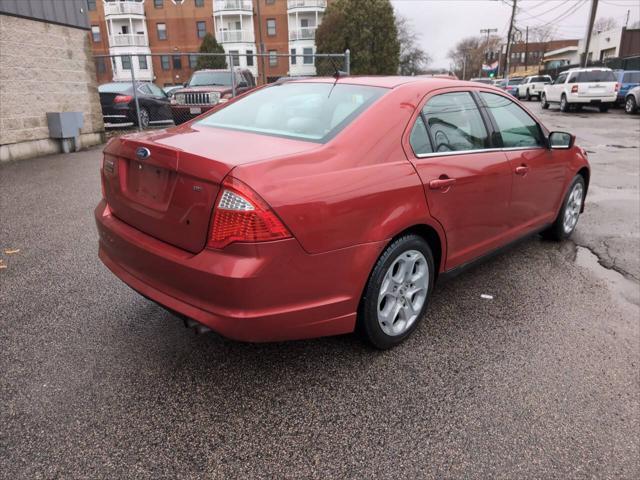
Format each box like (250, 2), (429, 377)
(625, 85), (640, 114)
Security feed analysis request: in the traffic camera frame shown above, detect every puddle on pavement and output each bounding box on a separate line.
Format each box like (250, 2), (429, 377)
(571, 244), (640, 309)
(605, 144), (638, 149)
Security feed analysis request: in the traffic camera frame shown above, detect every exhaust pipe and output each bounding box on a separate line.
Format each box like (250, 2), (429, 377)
(183, 317), (211, 334)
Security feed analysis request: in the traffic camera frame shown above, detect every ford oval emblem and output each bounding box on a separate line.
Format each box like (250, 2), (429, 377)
(136, 147), (151, 160)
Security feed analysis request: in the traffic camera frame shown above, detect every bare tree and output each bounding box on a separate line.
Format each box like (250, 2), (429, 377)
(594, 17), (618, 33)
(396, 15), (432, 75)
(529, 25), (556, 44)
(448, 35), (501, 80)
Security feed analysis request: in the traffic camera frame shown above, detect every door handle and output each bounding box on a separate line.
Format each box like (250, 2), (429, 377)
(515, 165), (529, 176)
(429, 177), (457, 190)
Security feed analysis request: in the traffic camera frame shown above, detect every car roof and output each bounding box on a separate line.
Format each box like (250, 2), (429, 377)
(290, 75), (474, 90)
(565, 67), (613, 72)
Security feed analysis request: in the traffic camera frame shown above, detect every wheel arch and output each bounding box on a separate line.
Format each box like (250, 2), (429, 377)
(577, 166), (590, 212)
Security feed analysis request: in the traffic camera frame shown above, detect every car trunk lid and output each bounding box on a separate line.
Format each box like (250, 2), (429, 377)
(102, 125), (319, 253)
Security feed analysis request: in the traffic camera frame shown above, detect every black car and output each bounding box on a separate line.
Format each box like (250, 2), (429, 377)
(98, 82), (173, 129)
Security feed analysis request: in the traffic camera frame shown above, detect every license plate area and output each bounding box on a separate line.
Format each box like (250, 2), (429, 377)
(190, 107), (202, 115)
(125, 160), (176, 208)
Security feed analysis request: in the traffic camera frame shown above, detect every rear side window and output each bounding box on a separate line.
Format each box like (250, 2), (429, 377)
(480, 92), (543, 148)
(422, 92), (488, 152)
(623, 72), (640, 83)
(555, 73), (567, 84)
(409, 116), (432, 155)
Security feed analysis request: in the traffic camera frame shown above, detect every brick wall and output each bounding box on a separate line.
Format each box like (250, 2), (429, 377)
(0, 14), (104, 147)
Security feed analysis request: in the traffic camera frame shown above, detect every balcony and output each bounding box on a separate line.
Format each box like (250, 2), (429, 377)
(289, 27), (317, 41)
(216, 30), (255, 43)
(104, 1), (144, 16)
(287, 0), (327, 11)
(214, 0), (253, 12)
(109, 34), (148, 47)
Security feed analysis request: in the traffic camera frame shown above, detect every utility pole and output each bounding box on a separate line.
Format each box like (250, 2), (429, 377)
(504, 0), (517, 81)
(480, 28), (498, 76)
(524, 25), (529, 70)
(255, 0), (266, 85)
(581, 0), (599, 68)
(625, 9), (630, 27)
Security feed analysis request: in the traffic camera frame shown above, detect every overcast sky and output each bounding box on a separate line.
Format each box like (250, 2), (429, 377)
(391, 0), (640, 69)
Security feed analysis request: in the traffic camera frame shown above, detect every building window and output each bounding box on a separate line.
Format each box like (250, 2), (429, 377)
(122, 55), (132, 70)
(246, 49), (254, 66)
(266, 0), (275, 4)
(91, 25), (100, 42)
(290, 48), (296, 65)
(266, 19), (276, 36)
(157, 23), (167, 40)
(189, 54), (198, 69)
(154, 0), (163, 8)
(95, 57), (105, 73)
(195, 0), (205, 5)
(173, 55), (182, 69)
(161, 55), (170, 70)
(138, 55), (148, 70)
(269, 50), (277, 67)
(229, 50), (240, 67)
(87, 0), (96, 11)
(303, 47), (313, 64)
(196, 21), (207, 38)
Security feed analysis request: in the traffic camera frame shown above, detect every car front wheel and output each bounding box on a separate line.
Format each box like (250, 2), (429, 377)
(625, 96), (637, 114)
(543, 175), (586, 241)
(560, 94), (570, 112)
(541, 93), (549, 109)
(359, 234), (434, 349)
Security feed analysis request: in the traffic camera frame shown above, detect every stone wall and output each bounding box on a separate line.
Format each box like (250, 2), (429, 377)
(0, 14), (104, 161)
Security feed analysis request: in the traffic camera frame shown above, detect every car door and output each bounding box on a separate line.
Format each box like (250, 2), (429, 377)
(406, 89), (514, 270)
(147, 83), (172, 121)
(478, 91), (567, 231)
(547, 72), (567, 102)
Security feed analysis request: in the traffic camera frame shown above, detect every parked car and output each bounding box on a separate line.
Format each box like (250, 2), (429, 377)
(613, 69), (640, 105)
(470, 77), (493, 84)
(163, 85), (183, 99)
(542, 67), (618, 112)
(98, 82), (173, 129)
(493, 79), (507, 89)
(517, 75), (552, 101)
(624, 85), (640, 114)
(95, 77), (589, 349)
(503, 77), (524, 97)
(170, 69), (256, 124)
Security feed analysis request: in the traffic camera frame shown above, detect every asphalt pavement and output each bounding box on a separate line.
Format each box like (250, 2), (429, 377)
(1, 106), (638, 479)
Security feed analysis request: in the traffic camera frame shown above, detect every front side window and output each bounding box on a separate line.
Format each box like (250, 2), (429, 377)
(157, 23), (167, 40)
(480, 92), (543, 148)
(555, 73), (567, 84)
(422, 92), (488, 152)
(266, 19), (276, 36)
(197, 83), (386, 143)
(623, 72), (640, 83)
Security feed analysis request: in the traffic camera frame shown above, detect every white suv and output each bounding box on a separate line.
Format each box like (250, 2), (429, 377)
(542, 68), (618, 112)
(517, 75), (552, 101)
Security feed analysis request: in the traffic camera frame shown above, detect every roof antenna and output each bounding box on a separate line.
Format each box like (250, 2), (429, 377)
(327, 55), (343, 98)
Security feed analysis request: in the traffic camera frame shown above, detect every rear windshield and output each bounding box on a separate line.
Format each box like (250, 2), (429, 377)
(188, 71), (233, 87)
(197, 82), (386, 143)
(508, 78), (523, 85)
(98, 83), (132, 93)
(623, 72), (640, 83)
(571, 70), (616, 83)
(530, 76), (550, 82)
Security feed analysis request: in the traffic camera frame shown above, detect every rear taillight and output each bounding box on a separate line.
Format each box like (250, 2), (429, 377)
(114, 95), (133, 103)
(615, 82), (620, 92)
(207, 176), (291, 249)
(571, 85), (578, 93)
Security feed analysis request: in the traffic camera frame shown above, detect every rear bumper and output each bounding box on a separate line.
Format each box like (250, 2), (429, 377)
(567, 94), (617, 104)
(95, 200), (383, 342)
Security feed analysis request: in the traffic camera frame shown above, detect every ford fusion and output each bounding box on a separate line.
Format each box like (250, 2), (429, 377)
(95, 77), (590, 349)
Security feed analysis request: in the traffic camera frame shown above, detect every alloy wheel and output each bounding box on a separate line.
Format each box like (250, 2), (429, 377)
(563, 183), (583, 234)
(377, 250), (429, 337)
(626, 97), (636, 113)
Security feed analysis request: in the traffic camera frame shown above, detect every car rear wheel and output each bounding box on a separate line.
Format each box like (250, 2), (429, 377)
(359, 235), (434, 349)
(543, 175), (586, 241)
(541, 93), (549, 109)
(598, 104), (609, 113)
(135, 107), (150, 128)
(526, 89), (531, 101)
(560, 94), (570, 112)
(625, 96), (638, 114)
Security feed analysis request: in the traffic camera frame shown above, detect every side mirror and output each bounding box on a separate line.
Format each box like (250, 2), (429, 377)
(548, 131), (575, 149)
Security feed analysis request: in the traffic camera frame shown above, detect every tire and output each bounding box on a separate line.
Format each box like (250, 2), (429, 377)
(598, 104), (609, 113)
(135, 107), (150, 128)
(543, 175), (586, 241)
(626, 95), (638, 114)
(560, 94), (570, 112)
(359, 234), (434, 350)
(526, 89), (531, 101)
(541, 93), (549, 109)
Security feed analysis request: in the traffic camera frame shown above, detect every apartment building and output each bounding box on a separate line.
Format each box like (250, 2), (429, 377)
(87, 0), (329, 86)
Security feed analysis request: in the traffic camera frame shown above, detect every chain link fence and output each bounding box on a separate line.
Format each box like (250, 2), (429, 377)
(94, 51), (350, 132)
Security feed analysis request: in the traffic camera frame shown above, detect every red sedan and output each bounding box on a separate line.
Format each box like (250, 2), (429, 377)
(95, 77), (590, 349)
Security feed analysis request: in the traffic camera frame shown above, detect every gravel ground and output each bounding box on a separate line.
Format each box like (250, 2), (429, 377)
(1, 107), (638, 479)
